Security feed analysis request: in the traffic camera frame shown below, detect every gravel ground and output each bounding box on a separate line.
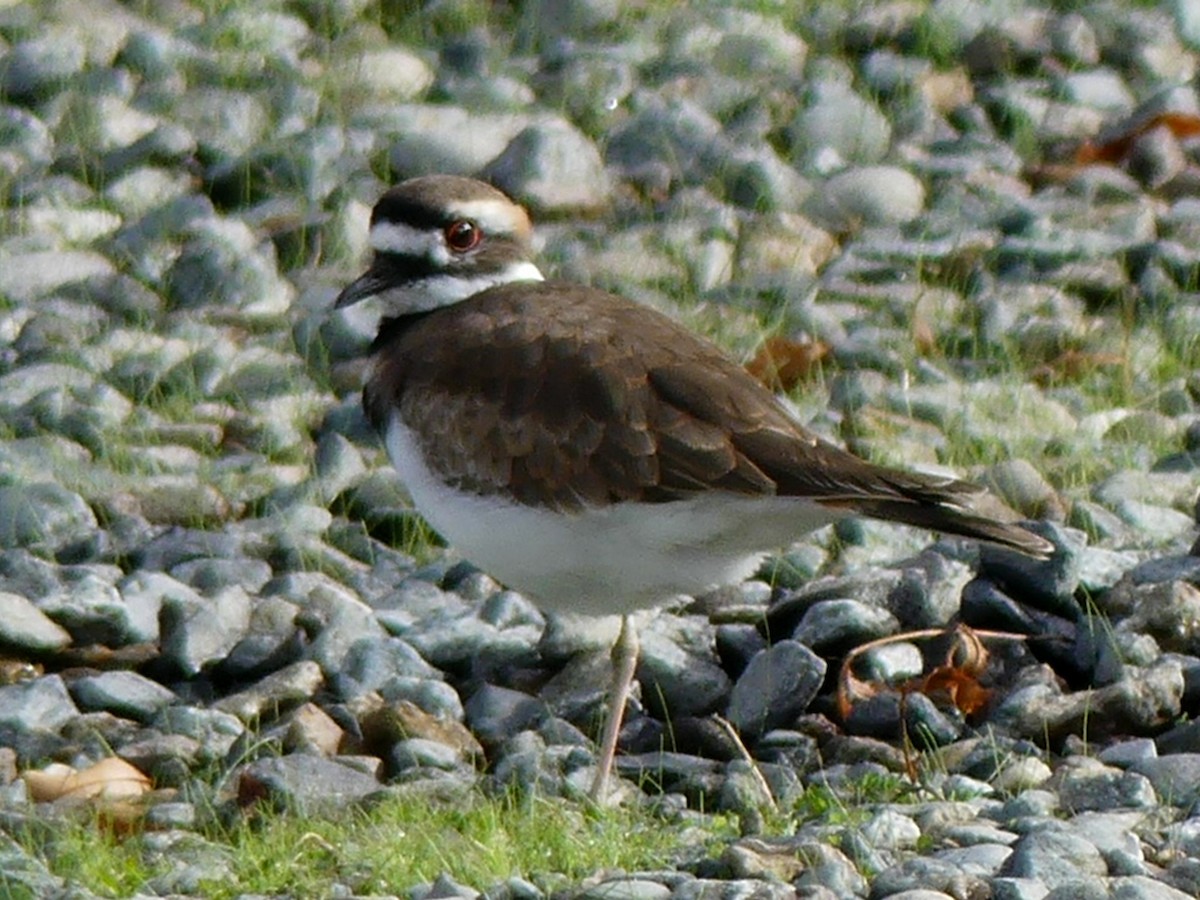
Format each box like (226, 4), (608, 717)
(3, 0), (1200, 898)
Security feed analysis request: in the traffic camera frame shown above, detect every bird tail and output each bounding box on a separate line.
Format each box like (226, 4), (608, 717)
(823, 492), (1055, 558)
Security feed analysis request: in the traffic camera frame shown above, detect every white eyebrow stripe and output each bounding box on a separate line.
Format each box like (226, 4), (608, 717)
(370, 221), (451, 265)
(446, 198), (527, 234)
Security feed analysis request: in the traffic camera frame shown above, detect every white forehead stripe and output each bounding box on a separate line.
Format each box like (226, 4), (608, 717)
(446, 198), (528, 234)
(369, 220), (451, 261)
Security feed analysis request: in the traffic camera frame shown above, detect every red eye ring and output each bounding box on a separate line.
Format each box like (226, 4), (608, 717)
(444, 220), (482, 252)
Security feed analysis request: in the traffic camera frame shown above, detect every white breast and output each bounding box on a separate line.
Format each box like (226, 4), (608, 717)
(384, 415), (847, 615)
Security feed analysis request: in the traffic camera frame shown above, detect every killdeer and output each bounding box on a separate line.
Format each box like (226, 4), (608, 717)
(336, 174), (1052, 800)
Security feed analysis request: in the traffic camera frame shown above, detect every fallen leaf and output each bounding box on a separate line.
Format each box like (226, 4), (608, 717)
(22, 763), (75, 803)
(24, 757), (151, 803)
(0, 659), (42, 685)
(921, 665), (992, 717)
(837, 625), (1020, 723)
(1030, 348), (1124, 386)
(836, 662), (877, 723)
(746, 337), (829, 392)
(1075, 111), (1200, 165)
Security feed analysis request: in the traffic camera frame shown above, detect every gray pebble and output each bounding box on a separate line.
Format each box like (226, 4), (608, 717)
(0, 483), (97, 559)
(725, 640), (825, 741)
(0, 590), (71, 652)
(482, 119), (611, 215)
(237, 754), (382, 814)
(0, 675), (79, 734)
(160, 585), (253, 677)
(68, 671), (176, 722)
(1000, 827), (1109, 889)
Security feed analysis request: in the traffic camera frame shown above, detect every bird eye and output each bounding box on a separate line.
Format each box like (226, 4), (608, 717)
(444, 220), (482, 252)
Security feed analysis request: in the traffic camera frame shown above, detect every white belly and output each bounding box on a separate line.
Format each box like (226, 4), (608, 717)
(384, 416), (846, 615)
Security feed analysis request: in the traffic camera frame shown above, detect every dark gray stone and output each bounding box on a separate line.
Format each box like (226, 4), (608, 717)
(0, 484), (98, 559)
(237, 754), (382, 813)
(160, 585), (252, 676)
(0, 675), (79, 733)
(636, 619), (730, 719)
(464, 684), (545, 749)
(0, 590), (71, 652)
(68, 671), (177, 722)
(725, 640), (825, 741)
(978, 521), (1087, 617)
(1131, 754), (1200, 808)
(1001, 827), (1109, 889)
(790, 597), (899, 655)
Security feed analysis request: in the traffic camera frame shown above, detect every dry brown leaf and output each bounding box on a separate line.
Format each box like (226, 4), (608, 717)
(1030, 349), (1124, 386)
(837, 625), (1021, 723)
(911, 316), (937, 357)
(746, 337), (829, 392)
(920, 665), (991, 717)
(24, 757), (151, 804)
(1076, 111), (1200, 165)
(0, 659), (43, 685)
(944, 623), (989, 676)
(906, 624), (993, 718)
(836, 662), (878, 723)
(22, 763), (75, 802)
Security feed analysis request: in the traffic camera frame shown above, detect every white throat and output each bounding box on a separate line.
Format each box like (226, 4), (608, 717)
(380, 260), (544, 315)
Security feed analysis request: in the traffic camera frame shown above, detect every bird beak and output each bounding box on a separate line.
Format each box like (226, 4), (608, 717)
(335, 260), (389, 309)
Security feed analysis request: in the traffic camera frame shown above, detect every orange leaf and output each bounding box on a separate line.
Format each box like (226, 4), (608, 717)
(1075, 111), (1200, 165)
(837, 661), (878, 722)
(746, 337), (829, 392)
(921, 665), (992, 717)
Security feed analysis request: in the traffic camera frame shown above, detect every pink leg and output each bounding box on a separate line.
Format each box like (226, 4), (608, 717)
(590, 614), (639, 801)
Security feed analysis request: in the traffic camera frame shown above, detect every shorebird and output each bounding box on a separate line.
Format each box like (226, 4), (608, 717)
(335, 174), (1052, 800)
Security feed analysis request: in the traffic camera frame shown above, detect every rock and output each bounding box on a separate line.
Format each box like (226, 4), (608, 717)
(1052, 757), (1158, 813)
(979, 459), (1067, 521)
(236, 754), (382, 813)
(482, 118), (610, 215)
(1000, 826), (1109, 889)
(806, 166), (927, 230)
(213, 660), (324, 723)
(725, 641), (825, 741)
(0, 32), (87, 102)
(159, 585), (253, 677)
(786, 80), (892, 170)
(791, 598), (899, 654)
(464, 684), (546, 749)
(68, 671), (177, 722)
(280, 702), (344, 756)
(0, 675), (79, 734)
(335, 47), (434, 102)
(636, 618), (730, 719)
(993, 657), (1184, 742)
(165, 216), (294, 319)
(173, 88), (268, 160)
(978, 521), (1087, 618)
(0, 591), (71, 652)
(384, 105), (537, 176)
(1131, 754), (1200, 808)
(0, 484), (98, 560)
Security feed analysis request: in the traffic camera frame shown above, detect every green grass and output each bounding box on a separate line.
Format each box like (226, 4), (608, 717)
(7, 768), (929, 898)
(12, 787), (691, 899)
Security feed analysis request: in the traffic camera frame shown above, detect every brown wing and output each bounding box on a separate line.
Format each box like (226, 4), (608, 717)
(367, 281), (1051, 556)
(367, 281), (782, 508)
